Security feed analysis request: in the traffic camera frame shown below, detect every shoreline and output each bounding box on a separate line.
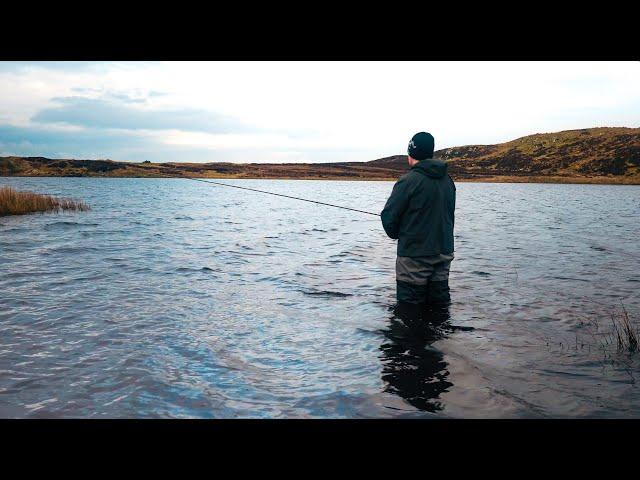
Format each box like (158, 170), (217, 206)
(2, 174), (639, 185)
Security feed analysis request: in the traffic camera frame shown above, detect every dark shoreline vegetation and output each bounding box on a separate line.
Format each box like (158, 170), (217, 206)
(1, 127), (639, 184)
(560, 305), (639, 382)
(0, 186), (89, 216)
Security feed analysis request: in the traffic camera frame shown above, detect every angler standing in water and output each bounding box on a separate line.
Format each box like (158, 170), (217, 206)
(381, 132), (456, 311)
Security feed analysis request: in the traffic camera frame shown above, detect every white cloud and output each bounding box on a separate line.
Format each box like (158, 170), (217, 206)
(0, 61), (639, 163)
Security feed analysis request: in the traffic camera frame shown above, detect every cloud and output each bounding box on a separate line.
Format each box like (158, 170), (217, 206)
(0, 123), (156, 159)
(2, 61), (640, 164)
(31, 96), (251, 133)
(0, 123), (385, 164)
(0, 61), (119, 74)
(70, 87), (168, 104)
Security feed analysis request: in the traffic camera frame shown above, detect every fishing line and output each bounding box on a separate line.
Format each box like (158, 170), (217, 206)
(184, 177), (381, 217)
(180, 176), (640, 261)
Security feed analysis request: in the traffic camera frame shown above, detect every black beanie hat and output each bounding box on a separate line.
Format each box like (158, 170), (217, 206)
(407, 132), (435, 160)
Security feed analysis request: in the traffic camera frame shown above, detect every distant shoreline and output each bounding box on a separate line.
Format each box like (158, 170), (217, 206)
(2, 174), (639, 185)
(3, 124), (640, 186)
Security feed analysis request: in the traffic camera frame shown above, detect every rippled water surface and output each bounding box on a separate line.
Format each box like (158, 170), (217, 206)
(1, 177), (639, 418)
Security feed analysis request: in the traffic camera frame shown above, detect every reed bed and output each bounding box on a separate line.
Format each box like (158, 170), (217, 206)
(608, 305), (638, 353)
(0, 186), (90, 217)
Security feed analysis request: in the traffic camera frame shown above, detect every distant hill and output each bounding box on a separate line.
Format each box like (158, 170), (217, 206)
(441, 126), (640, 181)
(367, 127), (640, 182)
(2, 127), (639, 183)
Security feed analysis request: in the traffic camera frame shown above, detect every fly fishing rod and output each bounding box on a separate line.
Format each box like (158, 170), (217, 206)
(184, 177), (381, 217)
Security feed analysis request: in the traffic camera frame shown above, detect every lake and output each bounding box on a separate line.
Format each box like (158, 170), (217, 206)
(1, 177), (639, 418)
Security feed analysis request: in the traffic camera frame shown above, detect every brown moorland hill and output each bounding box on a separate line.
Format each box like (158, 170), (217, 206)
(1, 127), (639, 183)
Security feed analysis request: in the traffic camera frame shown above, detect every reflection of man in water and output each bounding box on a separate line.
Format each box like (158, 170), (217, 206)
(381, 132), (456, 308)
(380, 303), (453, 413)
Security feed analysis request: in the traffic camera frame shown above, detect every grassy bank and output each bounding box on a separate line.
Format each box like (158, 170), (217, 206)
(4, 173), (640, 184)
(0, 186), (89, 217)
(454, 174), (640, 185)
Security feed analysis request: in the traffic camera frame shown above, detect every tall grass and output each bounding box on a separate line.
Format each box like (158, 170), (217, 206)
(0, 186), (89, 217)
(578, 305), (638, 354)
(610, 305), (638, 353)
(547, 305), (640, 384)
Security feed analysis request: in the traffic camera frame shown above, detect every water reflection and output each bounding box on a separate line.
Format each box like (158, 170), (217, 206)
(380, 302), (454, 413)
(2, 178), (639, 417)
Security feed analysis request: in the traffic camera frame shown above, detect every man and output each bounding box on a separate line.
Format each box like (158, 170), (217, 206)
(381, 132), (456, 308)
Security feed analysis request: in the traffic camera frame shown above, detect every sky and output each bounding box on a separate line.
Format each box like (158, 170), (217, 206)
(1, 61), (639, 164)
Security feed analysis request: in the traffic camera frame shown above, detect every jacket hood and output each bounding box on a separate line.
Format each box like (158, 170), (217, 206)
(412, 158), (448, 178)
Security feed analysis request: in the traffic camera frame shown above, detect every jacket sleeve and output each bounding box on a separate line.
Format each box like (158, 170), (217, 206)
(381, 175), (412, 239)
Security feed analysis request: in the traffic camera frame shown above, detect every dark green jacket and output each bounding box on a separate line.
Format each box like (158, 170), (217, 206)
(381, 158), (456, 257)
